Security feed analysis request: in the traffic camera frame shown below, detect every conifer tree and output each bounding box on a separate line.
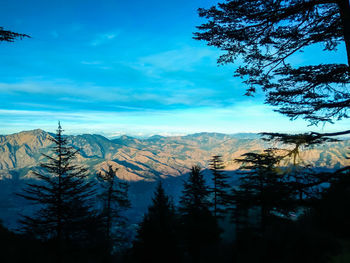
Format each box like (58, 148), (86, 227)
(18, 122), (97, 261)
(209, 155), (231, 219)
(97, 164), (130, 255)
(132, 181), (180, 263)
(261, 132), (346, 206)
(179, 165), (220, 263)
(233, 150), (293, 233)
(194, 0), (350, 124)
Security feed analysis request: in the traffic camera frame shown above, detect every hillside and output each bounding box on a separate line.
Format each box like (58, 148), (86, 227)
(0, 129), (349, 181)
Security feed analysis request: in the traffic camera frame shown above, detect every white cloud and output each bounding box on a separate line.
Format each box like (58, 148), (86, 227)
(0, 79), (220, 108)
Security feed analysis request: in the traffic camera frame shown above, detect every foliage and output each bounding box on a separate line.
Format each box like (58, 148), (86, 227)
(261, 131), (350, 205)
(233, 149), (294, 233)
(180, 165), (212, 216)
(18, 123), (97, 260)
(132, 181), (180, 263)
(209, 155), (231, 218)
(179, 165), (220, 263)
(97, 164), (130, 255)
(0, 26), (30, 42)
(195, 0), (350, 124)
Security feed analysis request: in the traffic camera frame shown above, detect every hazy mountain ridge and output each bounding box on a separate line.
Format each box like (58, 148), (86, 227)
(0, 129), (349, 181)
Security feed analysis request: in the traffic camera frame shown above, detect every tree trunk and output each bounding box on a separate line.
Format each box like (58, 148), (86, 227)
(338, 0), (350, 67)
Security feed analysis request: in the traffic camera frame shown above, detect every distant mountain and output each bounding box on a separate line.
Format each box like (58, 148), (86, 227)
(0, 129), (349, 229)
(0, 129), (349, 181)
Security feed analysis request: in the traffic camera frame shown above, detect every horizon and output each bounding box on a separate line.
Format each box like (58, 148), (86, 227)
(2, 126), (350, 140)
(0, 127), (262, 138)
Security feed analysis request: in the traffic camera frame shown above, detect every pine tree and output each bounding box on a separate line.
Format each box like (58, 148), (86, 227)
(18, 122), (97, 261)
(132, 181), (180, 263)
(97, 164), (130, 255)
(179, 165), (220, 263)
(261, 132), (344, 206)
(209, 155), (231, 219)
(233, 150), (294, 233)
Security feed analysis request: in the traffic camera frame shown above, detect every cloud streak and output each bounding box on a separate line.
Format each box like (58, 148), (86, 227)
(90, 32), (119, 46)
(1, 104), (348, 137)
(0, 78), (242, 111)
(131, 46), (220, 78)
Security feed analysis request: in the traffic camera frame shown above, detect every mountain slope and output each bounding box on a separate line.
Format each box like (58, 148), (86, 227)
(0, 130), (349, 181)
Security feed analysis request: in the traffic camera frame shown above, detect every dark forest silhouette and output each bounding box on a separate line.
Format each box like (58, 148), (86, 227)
(0, 126), (348, 263)
(2, 133), (348, 262)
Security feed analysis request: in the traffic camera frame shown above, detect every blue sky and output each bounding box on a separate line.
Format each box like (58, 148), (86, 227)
(1, 0), (349, 137)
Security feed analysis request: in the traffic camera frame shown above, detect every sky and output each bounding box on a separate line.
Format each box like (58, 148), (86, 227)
(1, 0), (349, 137)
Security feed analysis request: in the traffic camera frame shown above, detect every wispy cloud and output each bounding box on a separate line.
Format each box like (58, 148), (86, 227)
(132, 46), (219, 76)
(14, 102), (65, 110)
(0, 79), (230, 110)
(0, 80), (130, 102)
(1, 104), (348, 137)
(80, 60), (113, 70)
(90, 32), (119, 46)
(81, 60), (102, 65)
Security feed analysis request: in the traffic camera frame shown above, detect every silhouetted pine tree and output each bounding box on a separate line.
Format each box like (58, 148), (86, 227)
(233, 150), (294, 234)
(97, 164), (130, 257)
(209, 155), (231, 219)
(261, 132), (345, 207)
(18, 122), (97, 262)
(179, 165), (220, 263)
(132, 181), (180, 263)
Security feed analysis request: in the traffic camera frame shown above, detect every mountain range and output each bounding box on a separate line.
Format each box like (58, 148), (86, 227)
(0, 129), (349, 228)
(0, 129), (349, 181)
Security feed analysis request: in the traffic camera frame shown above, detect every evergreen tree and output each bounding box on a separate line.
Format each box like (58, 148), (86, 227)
(209, 155), (231, 219)
(261, 132), (345, 206)
(18, 122), (97, 262)
(179, 165), (220, 263)
(132, 181), (180, 263)
(233, 150), (294, 233)
(194, 0), (350, 124)
(97, 164), (130, 256)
